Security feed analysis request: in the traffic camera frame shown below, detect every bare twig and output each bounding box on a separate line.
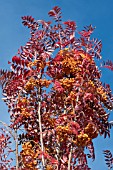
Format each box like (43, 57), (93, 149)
(68, 145), (73, 170)
(0, 120), (15, 139)
(0, 120), (19, 169)
(15, 130), (19, 170)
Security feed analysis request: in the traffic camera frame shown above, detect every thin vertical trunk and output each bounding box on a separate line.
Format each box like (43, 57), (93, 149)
(15, 130), (19, 170)
(68, 146), (72, 170)
(38, 86), (45, 167)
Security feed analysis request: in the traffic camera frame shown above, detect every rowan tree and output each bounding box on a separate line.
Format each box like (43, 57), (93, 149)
(0, 6), (113, 170)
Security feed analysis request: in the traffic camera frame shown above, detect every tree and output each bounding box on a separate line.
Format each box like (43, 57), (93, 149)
(0, 6), (113, 170)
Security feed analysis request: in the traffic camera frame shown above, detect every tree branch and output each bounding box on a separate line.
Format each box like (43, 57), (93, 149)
(38, 86), (45, 167)
(0, 120), (19, 169)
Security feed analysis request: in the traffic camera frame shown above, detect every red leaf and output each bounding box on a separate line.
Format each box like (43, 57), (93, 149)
(54, 80), (64, 92)
(48, 11), (55, 17)
(12, 56), (21, 64)
(8, 61), (11, 64)
(51, 158), (58, 164)
(62, 155), (67, 163)
(53, 55), (63, 62)
(64, 20), (76, 30)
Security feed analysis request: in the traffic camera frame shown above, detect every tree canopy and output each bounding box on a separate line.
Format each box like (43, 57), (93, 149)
(0, 6), (113, 170)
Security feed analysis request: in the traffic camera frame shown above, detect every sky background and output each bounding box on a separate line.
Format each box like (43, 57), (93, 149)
(0, 0), (113, 169)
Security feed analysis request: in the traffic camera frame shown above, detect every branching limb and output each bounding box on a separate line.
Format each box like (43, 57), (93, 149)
(0, 120), (19, 169)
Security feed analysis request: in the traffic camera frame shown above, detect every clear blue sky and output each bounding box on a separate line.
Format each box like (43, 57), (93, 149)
(0, 1), (113, 169)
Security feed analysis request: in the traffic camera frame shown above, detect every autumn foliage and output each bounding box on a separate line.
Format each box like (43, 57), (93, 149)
(0, 6), (113, 169)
